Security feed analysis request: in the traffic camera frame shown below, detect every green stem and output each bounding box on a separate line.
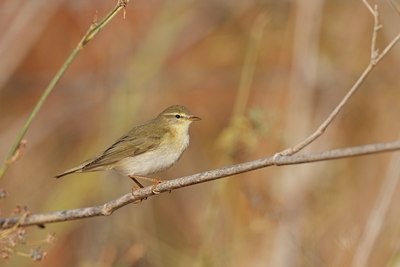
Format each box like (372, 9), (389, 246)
(0, 1), (129, 180)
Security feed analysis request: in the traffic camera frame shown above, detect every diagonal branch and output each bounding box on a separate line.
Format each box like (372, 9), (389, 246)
(0, 0), (131, 181)
(274, 0), (400, 159)
(1, 140), (400, 229)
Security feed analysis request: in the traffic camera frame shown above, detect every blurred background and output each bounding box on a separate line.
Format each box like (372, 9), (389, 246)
(1, 0), (400, 266)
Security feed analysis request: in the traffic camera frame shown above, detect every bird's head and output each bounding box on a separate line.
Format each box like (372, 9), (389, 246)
(157, 105), (201, 131)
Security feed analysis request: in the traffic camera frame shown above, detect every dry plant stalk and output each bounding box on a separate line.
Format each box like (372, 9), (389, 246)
(0, 0), (131, 180)
(0, 2), (130, 260)
(273, 0), (400, 160)
(0, 206), (55, 261)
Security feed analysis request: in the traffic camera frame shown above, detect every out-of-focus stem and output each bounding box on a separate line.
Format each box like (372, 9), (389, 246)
(0, 1), (130, 180)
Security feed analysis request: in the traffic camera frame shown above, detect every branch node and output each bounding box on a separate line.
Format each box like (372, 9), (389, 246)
(6, 139), (27, 167)
(101, 205), (113, 216)
(118, 0), (128, 19)
(117, 0), (127, 7)
(283, 148), (295, 156)
(272, 153), (283, 166)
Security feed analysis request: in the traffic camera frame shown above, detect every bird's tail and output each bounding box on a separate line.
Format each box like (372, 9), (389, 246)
(54, 165), (84, 178)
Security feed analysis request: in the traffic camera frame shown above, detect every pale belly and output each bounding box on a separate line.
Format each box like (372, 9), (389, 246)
(113, 133), (189, 176)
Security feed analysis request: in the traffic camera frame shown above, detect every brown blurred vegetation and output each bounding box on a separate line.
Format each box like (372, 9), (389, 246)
(1, 0), (400, 266)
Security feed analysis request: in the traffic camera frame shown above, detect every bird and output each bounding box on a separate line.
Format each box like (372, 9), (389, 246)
(55, 105), (201, 192)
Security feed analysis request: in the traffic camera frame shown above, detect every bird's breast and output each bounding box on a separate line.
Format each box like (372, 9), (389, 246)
(113, 128), (190, 176)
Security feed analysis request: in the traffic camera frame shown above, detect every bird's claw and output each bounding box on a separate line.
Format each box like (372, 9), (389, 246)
(152, 181), (162, 194)
(133, 199), (143, 204)
(131, 186), (147, 203)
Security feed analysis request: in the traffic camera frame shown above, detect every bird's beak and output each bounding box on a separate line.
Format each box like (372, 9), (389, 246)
(188, 116), (201, 121)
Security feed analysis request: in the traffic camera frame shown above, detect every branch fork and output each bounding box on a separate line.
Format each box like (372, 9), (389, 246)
(272, 0), (400, 165)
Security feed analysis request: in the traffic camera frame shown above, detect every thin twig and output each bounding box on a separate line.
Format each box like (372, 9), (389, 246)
(362, 0), (375, 14)
(0, 0), (131, 180)
(375, 32), (400, 62)
(1, 140), (400, 229)
(273, 0), (400, 159)
(369, 5), (381, 63)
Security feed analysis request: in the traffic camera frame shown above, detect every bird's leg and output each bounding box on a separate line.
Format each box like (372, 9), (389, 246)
(129, 175), (164, 194)
(130, 176), (145, 189)
(129, 176), (146, 203)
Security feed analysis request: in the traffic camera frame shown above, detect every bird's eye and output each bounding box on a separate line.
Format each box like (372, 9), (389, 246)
(175, 114), (181, 119)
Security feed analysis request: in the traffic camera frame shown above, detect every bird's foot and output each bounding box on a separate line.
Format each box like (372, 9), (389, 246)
(129, 175), (164, 194)
(131, 186), (147, 203)
(151, 180), (162, 195)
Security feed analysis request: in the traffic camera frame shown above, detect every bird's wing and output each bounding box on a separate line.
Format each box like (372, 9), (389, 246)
(82, 128), (163, 171)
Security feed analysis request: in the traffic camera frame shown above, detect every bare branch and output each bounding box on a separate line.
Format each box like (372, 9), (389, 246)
(362, 0), (375, 15)
(369, 4), (381, 63)
(1, 140), (400, 229)
(375, 32), (400, 62)
(274, 0), (400, 159)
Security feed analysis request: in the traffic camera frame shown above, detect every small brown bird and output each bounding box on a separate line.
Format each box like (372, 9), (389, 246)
(55, 105), (201, 191)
